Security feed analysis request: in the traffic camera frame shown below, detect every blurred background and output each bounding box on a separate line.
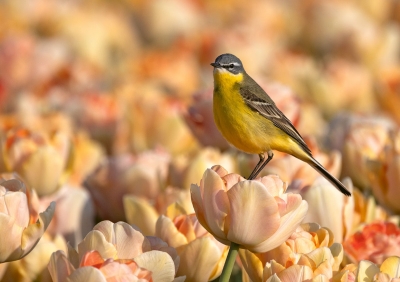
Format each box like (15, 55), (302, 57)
(1, 0), (400, 280)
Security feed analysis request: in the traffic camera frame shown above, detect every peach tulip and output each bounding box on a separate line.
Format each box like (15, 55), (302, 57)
(0, 173), (55, 262)
(334, 257), (400, 282)
(124, 188), (193, 236)
(0, 128), (71, 196)
(191, 166), (308, 253)
(326, 113), (395, 190)
(48, 220), (180, 282)
(240, 223), (343, 282)
(156, 202), (228, 281)
(343, 221), (400, 264)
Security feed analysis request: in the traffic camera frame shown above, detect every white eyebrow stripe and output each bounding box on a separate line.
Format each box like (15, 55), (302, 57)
(220, 62), (241, 67)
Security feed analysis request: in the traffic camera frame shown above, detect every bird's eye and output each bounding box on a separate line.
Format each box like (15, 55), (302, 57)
(229, 64), (234, 68)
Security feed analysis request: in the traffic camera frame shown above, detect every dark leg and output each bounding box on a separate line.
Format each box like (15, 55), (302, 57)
(247, 151), (274, 180)
(248, 153), (264, 180)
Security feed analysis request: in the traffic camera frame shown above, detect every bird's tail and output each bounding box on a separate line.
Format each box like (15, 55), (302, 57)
(309, 158), (351, 196)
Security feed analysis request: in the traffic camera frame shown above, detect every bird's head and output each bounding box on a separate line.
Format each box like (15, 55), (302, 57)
(211, 53), (245, 75)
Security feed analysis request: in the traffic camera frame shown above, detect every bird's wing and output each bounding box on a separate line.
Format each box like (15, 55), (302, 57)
(240, 86), (312, 156)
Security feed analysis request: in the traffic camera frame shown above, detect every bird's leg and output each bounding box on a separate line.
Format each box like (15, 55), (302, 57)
(248, 151), (274, 180)
(248, 153), (265, 180)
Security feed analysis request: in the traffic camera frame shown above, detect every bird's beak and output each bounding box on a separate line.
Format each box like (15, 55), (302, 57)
(210, 62), (219, 68)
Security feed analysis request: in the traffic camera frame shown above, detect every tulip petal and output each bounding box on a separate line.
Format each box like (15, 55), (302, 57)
(380, 256), (400, 278)
(156, 215), (188, 248)
(201, 169), (230, 239)
(134, 250), (175, 282)
(78, 230), (117, 261)
(252, 200), (308, 253)
(146, 236), (180, 273)
(226, 180), (280, 246)
(48, 250), (75, 282)
(239, 249), (264, 282)
(113, 222), (150, 259)
(301, 177), (345, 243)
(123, 195), (160, 236)
(265, 274), (281, 282)
(356, 260), (380, 282)
(329, 243), (343, 271)
(1, 190), (29, 227)
(19, 202), (56, 259)
(20, 148), (65, 196)
(92, 221), (115, 243)
(0, 213), (24, 262)
(175, 237), (224, 281)
(190, 184), (213, 235)
(66, 266), (107, 282)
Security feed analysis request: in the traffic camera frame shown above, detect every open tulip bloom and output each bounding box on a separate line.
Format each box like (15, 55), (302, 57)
(191, 165), (308, 253)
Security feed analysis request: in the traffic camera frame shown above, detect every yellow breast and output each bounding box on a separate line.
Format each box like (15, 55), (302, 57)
(212, 70), (301, 156)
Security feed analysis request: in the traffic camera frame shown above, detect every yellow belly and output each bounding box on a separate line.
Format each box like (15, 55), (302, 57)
(212, 72), (305, 157)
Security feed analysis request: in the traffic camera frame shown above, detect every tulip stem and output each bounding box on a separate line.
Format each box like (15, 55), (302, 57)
(219, 242), (239, 282)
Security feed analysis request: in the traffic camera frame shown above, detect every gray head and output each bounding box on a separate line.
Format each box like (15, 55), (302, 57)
(211, 53), (245, 75)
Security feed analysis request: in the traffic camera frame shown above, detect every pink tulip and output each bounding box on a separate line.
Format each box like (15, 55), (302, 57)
(191, 166), (308, 253)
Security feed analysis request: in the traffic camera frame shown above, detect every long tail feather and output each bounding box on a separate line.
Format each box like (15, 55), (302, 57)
(309, 158), (351, 196)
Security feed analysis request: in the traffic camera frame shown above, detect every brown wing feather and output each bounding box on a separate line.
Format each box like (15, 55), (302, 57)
(240, 87), (312, 156)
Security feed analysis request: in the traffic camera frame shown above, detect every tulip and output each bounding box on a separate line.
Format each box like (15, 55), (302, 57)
(0, 128), (71, 196)
(191, 165), (308, 253)
(334, 257), (400, 282)
(156, 202), (228, 281)
(123, 188), (193, 236)
(0, 173), (55, 262)
(38, 184), (95, 248)
(343, 221), (400, 264)
(240, 223), (343, 282)
(125, 86), (198, 155)
(184, 90), (230, 150)
(85, 150), (170, 222)
(48, 220), (180, 282)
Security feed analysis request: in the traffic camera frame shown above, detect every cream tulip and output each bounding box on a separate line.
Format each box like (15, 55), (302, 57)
(155, 202), (228, 281)
(191, 166), (308, 253)
(0, 174), (55, 262)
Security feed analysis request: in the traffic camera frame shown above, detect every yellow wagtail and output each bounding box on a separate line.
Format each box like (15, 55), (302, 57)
(211, 53), (351, 196)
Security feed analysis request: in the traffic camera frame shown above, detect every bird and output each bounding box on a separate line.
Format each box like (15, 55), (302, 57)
(211, 53), (351, 196)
